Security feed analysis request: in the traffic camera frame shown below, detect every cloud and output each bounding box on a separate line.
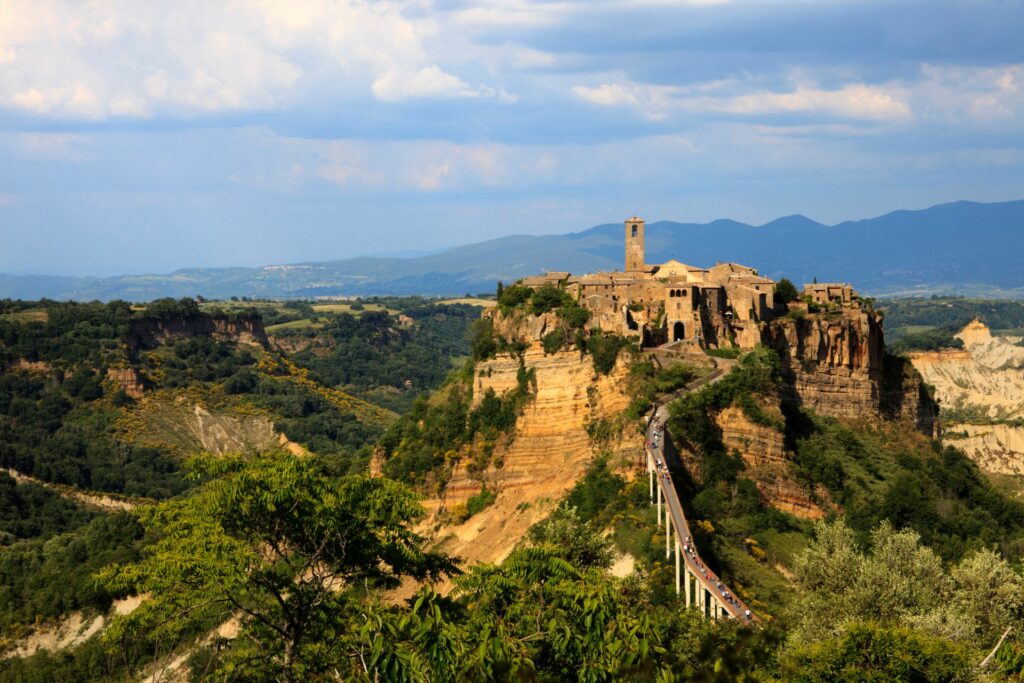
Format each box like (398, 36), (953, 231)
(0, 0), (498, 118)
(372, 66), (486, 102)
(573, 75), (912, 123)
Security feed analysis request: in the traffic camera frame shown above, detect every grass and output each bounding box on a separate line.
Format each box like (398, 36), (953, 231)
(985, 472), (1024, 500)
(438, 298), (496, 308)
(265, 319), (323, 333)
(310, 302), (395, 315)
(0, 309), (48, 323)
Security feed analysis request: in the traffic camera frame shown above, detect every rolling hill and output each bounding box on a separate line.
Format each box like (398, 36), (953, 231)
(3, 198), (1023, 301)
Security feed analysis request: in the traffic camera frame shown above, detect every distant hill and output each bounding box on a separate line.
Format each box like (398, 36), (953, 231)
(3, 199), (1024, 300)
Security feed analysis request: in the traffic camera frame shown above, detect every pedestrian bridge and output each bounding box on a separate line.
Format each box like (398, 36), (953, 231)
(645, 369), (756, 623)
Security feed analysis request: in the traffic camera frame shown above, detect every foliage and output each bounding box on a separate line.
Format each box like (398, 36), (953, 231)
(283, 303), (479, 413)
(530, 284), (573, 315)
(788, 410), (1024, 562)
(497, 284), (533, 311)
(527, 505), (614, 569)
(706, 346), (741, 359)
(98, 452), (456, 683)
(889, 327), (965, 355)
(774, 278), (800, 303)
(624, 359), (701, 421)
(879, 296), (1024, 338)
(781, 622), (975, 683)
(583, 330), (631, 375)
(0, 471), (95, 542)
(465, 485), (497, 517)
(0, 512), (143, 633)
(469, 316), (498, 361)
(789, 519), (1024, 651)
(667, 346), (780, 486)
(542, 326), (568, 355)
(378, 361), (533, 486)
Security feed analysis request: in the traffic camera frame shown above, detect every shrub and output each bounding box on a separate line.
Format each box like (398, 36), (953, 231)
(466, 486), (497, 517)
(469, 317), (498, 360)
(542, 328), (567, 355)
(530, 285), (572, 315)
(558, 304), (590, 330)
(497, 285), (532, 310)
(774, 278), (800, 303)
(585, 331), (630, 375)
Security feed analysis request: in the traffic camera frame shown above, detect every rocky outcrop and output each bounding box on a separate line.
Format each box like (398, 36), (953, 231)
(762, 311), (881, 418)
(106, 366), (145, 399)
(762, 309), (937, 435)
(423, 345), (639, 567)
(714, 401), (828, 520)
(716, 405), (786, 467)
(127, 314), (270, 351)
(486, 309), (563, 344)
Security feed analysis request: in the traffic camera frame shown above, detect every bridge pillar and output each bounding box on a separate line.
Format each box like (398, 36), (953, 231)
(665, 508), (671, 558)
(684, 567), (692, 606)
(656, 483), (662, 527)
(674, 541), (680, 594)
(649, 467), (654, 503)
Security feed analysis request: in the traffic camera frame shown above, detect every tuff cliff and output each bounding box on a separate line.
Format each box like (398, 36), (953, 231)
(421, 312), (640, 567)
(909, 319), (1024, 474)
(762, 309), (937, 435)
(128, 314), (270, 352)
(713, 401), (828, 520)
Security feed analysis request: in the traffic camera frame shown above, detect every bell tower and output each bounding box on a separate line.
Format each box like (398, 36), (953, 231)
(625, 216), (645, 273)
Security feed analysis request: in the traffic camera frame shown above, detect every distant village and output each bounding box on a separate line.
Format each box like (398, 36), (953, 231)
(518, 217), (859, 350)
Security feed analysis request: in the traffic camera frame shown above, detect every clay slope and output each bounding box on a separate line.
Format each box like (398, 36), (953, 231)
(909, 319), (1024, 474)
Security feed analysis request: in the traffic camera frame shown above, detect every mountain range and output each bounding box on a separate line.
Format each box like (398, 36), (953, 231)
(3, 199), (1023, 301)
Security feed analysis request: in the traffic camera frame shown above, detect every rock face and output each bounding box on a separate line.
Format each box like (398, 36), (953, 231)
(909, 319), (1024, 474)
(762, 310), (936, 435)
(714, 403), (827, 520)
(128, 314), (270, 351)
(424, 342), (639, 567)
(106, 367), (145, 399)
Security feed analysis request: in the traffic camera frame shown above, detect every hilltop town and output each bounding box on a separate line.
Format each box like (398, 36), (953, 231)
(518, 217), (860, 350)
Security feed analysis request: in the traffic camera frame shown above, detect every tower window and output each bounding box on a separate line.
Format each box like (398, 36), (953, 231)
(631, 226), (638, 237)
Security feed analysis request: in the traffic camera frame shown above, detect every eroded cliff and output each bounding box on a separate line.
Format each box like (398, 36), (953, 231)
(909, 319), (1024, 474)
(762, 309), (936, 435)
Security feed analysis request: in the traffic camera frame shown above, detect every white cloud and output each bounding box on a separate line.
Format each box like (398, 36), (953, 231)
(372, 66), (483, 102)
(573, 75), (912, 123)
(0, 0), (501, 118)
(711, 84), (911, 121)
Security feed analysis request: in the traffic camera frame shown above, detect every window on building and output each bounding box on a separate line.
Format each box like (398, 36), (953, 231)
(631, 226), (638, 237)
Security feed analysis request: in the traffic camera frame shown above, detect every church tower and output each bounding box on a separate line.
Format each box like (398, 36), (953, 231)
(625, 216), (646, 273)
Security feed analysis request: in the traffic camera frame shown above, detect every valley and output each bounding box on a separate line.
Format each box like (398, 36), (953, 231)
(1, 273), (1023, 680)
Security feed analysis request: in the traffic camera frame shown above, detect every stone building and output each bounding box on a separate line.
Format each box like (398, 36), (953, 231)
(518, 216), (862, 351)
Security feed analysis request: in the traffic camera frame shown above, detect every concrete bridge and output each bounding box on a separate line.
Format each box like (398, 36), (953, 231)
(645, 368), (756, 623)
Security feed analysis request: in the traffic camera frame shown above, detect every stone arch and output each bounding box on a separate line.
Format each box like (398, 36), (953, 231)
(673, 321), (685, 341)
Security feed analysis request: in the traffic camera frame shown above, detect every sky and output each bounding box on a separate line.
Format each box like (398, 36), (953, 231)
(0, 0), (1022, 276)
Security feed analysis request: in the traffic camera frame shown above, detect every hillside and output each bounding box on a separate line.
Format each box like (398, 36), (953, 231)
(3, 199), (1024, 300)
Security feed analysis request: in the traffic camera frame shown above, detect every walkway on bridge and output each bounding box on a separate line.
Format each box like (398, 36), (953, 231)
(645, 367), (756, 623)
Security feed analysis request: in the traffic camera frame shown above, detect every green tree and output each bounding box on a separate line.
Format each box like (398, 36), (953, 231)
(774, 278), (800, 303)
(783, 622), (974, 683)
(530, 284), (571, 315)
(98, 452), (455, 682)
(527, 505), (615, 569)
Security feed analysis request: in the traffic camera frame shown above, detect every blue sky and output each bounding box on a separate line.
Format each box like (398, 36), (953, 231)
(0, 0), (1022, 276)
